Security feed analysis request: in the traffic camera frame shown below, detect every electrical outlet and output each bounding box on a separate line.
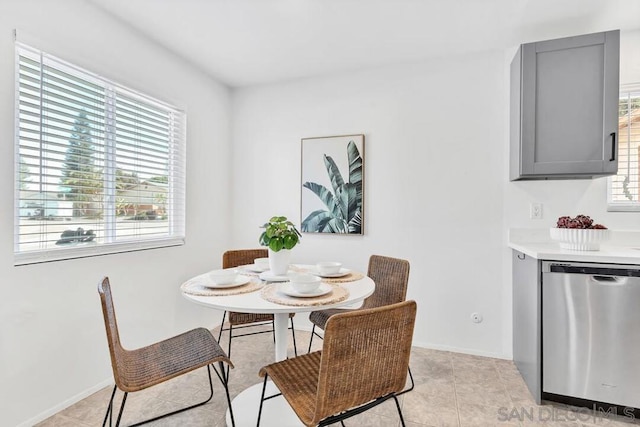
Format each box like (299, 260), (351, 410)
(530, 203), (543, 220)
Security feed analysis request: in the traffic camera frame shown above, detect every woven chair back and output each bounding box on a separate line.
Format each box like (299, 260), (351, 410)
(97, 277), (127, 390)
(223, 249), (273, 325)
(362, 255), (410, 309)
(223, 248), (268, 269)
(313, 300), (417, 425)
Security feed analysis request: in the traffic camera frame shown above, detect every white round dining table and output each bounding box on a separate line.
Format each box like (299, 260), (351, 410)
(180, 266), (375, 427)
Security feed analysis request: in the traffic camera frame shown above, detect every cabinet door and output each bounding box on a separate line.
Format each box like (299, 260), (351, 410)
(512, 251), (541, 403)
(520, 30), (619, 177)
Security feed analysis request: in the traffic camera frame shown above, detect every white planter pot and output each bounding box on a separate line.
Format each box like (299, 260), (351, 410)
(269, 248), (291, 275)
(549, 227), (611, 251)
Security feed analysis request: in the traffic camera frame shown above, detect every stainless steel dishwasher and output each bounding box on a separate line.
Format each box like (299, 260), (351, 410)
(542, 261), (640, 408)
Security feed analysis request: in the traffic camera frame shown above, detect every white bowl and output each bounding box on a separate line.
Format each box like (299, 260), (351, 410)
(288, 272), (320, 283)
(316, 261), (342, 276)
(550, 228), (611, 251)
(208, 269), (238, 285)
(289, 274), (322, 294)
(254, 257), (270, 269)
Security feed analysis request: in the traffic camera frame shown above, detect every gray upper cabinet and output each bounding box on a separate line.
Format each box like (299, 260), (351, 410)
(510, 30), (620, 181)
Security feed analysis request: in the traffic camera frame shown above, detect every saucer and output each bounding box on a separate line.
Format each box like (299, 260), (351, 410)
(204, 274), (251, 289)
(244, 264), (270, 273)
(279, 282), (332, 298)
(259, 271), (291, 282)
(312, 267), (351, 278)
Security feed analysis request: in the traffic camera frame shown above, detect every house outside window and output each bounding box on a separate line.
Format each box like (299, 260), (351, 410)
(15, 43), (186, 265)
(608, 85), (640, 211)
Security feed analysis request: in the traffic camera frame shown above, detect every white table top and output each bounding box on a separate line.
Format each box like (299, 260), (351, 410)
(181, 266), (375, 314)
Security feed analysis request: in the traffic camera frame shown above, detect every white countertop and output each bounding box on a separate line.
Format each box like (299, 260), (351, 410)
(509, 228), (640, 264)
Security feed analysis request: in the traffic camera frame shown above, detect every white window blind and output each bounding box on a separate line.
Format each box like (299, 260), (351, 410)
(608, 85), (640, 211)
(15, 43), (186, 265)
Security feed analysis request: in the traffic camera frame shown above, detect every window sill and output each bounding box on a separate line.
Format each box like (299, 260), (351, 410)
(607, 204), (640, 212)
(14, 237), (185, 266)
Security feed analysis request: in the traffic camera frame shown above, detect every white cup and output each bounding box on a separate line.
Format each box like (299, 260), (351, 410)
(254, 257), (270, 269)
(289, 273), (321, 293)
(208, 269), (238, 285)
(316, 261), (342, 276)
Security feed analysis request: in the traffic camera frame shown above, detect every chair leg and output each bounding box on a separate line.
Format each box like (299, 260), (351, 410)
(226, 323), (233, 379)
(126, 365), (218, 426)
(308, 325), (324, 353)
(271, 319), (276, 343)
(102, 385), (118, 427)
(307, 324), (315, 353)
(396, 366), (415, 396)
(289, 317), (298, 357)
(393, 395), (406, 427)
(318, 394), (397, 426)
(217, 310), (227, 343)
(214, 361), (235, 427)
(115, 391), (128, 427)
(256, 374), (269, 427)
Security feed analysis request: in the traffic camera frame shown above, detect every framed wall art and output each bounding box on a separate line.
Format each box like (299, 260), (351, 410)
(300, 134), (364, 235)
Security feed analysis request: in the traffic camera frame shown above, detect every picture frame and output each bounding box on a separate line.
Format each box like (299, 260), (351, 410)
(300, 134), (364, 235)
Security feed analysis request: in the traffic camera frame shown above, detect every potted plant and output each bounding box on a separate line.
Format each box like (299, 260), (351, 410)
(259, 216), (302, 275)
(550, 214), (609, 251)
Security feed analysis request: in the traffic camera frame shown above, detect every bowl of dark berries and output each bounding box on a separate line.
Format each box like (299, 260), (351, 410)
(550, 215), (610, 251)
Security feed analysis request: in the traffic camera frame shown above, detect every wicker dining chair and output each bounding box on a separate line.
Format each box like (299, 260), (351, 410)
(307, 254), (414, 394)
(98, 277), (235, 427)
(217, 249), (297, 366)
(258, 300), (417, 427)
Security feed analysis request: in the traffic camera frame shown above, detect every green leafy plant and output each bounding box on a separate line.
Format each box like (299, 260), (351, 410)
(259, 216), (302, 252)
(302, 140), (362, 233)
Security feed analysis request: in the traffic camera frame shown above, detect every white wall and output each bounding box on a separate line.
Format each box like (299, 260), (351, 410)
(230, 29), (640, 362)
(231, 52), (509, 357)
(0, 1), (231, 425)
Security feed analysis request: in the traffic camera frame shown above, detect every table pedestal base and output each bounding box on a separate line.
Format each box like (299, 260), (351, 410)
(226, 381), (303, 427)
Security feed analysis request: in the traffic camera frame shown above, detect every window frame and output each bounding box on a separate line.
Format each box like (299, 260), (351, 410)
(14, 43), (186, 265)
(607, 83), (640, 212)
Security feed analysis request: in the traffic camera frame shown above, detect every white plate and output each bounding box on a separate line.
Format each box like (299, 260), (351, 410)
(204, 274), (251, 289)
(259, 271), (291, 282)
(279, 282), (332, 298)
(311, 267), (351, 278)
(243, 264), (270, 273)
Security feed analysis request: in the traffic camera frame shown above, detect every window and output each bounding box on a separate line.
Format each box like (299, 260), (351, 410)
(15, 43), (186, 265)
(608, 85), (640, 211)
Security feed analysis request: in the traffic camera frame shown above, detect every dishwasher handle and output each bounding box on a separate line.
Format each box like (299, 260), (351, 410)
(591, 275), (627, 285)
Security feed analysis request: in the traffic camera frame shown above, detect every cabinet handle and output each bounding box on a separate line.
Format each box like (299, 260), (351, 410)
(610, 132), (616, 161)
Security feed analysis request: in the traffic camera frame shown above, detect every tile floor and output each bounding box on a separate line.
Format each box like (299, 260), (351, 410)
(37, 327), (640, 427)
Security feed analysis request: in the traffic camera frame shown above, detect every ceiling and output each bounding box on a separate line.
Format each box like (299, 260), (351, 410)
(89, 0), (640, 88)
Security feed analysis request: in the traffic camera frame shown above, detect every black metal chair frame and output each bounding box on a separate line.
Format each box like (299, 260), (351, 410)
(102, 362), (234, 427)
(257, 372), (406, 427)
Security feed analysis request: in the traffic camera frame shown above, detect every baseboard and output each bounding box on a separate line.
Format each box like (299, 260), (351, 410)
(296, 324), (510, 360)
(410, 339), (511, 360)
(17, 377), (113, 427)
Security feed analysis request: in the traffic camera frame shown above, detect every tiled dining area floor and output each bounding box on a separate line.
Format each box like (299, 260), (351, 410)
(38, 327), (640, 427)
